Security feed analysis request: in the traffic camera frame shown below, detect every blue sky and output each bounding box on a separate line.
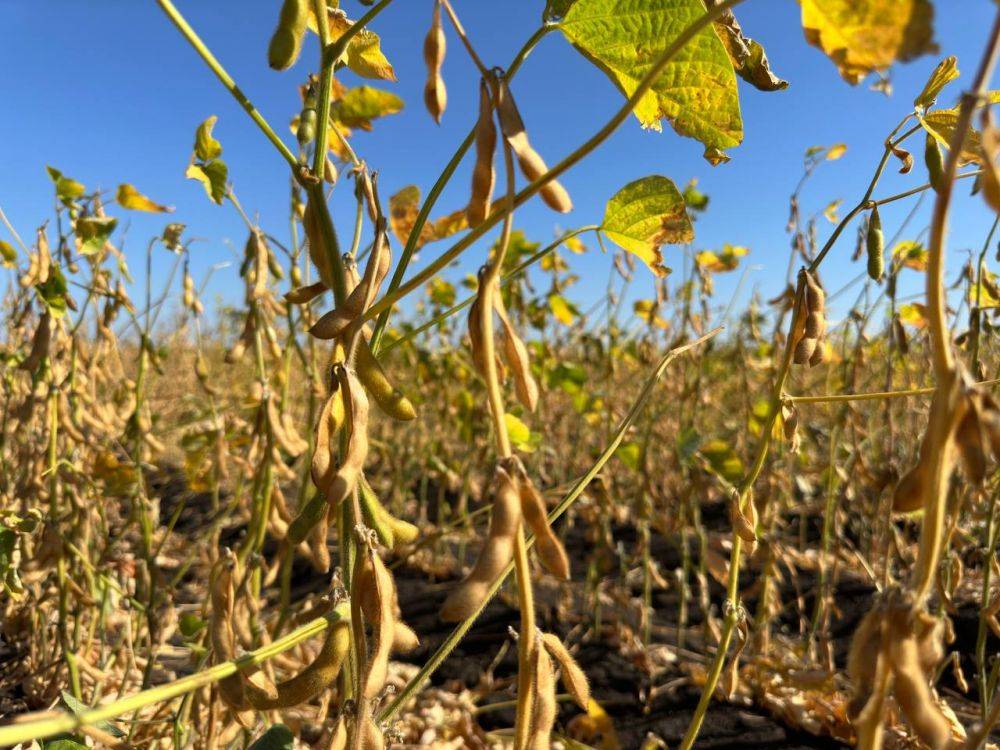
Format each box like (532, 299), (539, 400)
(1, 1), (998, 330)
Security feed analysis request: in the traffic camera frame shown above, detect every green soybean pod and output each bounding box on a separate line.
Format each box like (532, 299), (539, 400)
(866, 205), (884, 281)
(268, 0), (308, 71)
(925, 132), (946, 194)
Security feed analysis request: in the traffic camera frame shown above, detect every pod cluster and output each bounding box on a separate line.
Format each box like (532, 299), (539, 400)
(791, 268), (826, 367)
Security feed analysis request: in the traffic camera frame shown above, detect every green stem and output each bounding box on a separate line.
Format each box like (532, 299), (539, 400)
(155, 0), (299, 172)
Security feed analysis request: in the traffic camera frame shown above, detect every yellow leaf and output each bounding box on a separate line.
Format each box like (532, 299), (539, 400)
(823, 199), (842, 223)
(696, 244), (747, 273)
(899, 302), (929, 328)
(116, 184), (172, 213)
(800, 0), (937, 85)
(309, 9), (396, 81)
(602, 176), (691, 277)
(549, 294), (578, 326)
(892, 240), (928, 271)
(388, 186), (468, 250)
(563, 235), (587, 254)
(825, 143), (848, 160)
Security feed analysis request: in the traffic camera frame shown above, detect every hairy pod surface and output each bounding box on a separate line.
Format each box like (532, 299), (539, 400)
(495, 79), (572, 213)
(866, 206), (884, 282)
(268, 0), (308, 70)
(440, 466), (522, 622)
(540, 633), (590, 709)
(423, 0), (446, 123)
(466, 77), (497, 226)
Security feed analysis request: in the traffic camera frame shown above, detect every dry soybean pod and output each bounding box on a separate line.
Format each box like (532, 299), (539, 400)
(310, 388), (346, 495)
(440, 465), (522, 622)
(466, 77), (497, 227)
(268, 0), (308, 71)
(493, 287), (538, 412)
(357, 546), (396, 699)
(18, 311), (51, 372)
(304, 194), (336, 291)
(540, 633), (590, 709)
(495, 78), (572, 214)
(866, 205), (884, 282)
(311, 230), (391, 340)
(423, 0), (446, 124)
(515, 469), (569, 580)
(209, 552), (248, 712)
(528, 631), (557, 750)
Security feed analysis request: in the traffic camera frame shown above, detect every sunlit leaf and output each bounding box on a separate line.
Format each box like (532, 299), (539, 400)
(388, 185), (467, 249)
(633, 299), (669, 329)
(616, 441), (642, 471)
(186, 160), (228, 205)
(311, 10), (396, 81)
(117, 184), (171, 213)
(695, 244), (747, 273)
(823, 199), (842, 223)
(920, 107), (983, 164)
(46, 166), (85, 205)
(563, 235), (587, 254)
(602, 175), (691, 277)
(699, 438), (744, 483)
(892, 239), (928, 271)
(970, 267), (1000, 309)
(37, 265), (69, 318)
(799, 0), (937, 85)
(899, 302), (929, 328)
(914, 56), (959, 110)
(505, 412), (540, 453)
(825, 143), (848, 160)
(0, 240), (16, 269)
(75, 216), (118, 256)
(331, 86), (403, 131)
(560, 0), (742, 162)
(427, 277), (456, 307)
(682, 179), (709, 212)
(194, 115), (223, 162)
(549, 294), (579, 326)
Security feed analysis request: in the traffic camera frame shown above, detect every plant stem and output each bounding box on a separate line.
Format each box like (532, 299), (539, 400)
(360, 0), (744, 326)
(155, 0), (299, 172)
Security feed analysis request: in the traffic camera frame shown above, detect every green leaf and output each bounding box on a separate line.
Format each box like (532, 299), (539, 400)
(799, 0), (936, 85)
(46, 166), (85, 205)
(117, 184), (172, 213)
(602, 175), (691, 276)
(682, 179), (709, 212)
(549, 294), (579, 326)
(186, 160), (228, 205)
(75, 216), (118, 256)
(37, 266), (69, 317)
(194, 115), (223, 162)
(505, 413), (540, 453)
(42, 735), (88, 750)
(179, 613), (207, 638)
(332, 86), (404, 131)
(0, 240), (16, 268)
(914, 56), (959, 110)
(61, 692), (126, 738)
(560, 0), (742, 162)
(699, 438), (743, 483)
(248, 724), (294, 750)
(616, 441), (642, 471)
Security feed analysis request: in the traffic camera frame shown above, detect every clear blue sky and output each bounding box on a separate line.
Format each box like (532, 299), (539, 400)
(2, 1), (998, 327)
